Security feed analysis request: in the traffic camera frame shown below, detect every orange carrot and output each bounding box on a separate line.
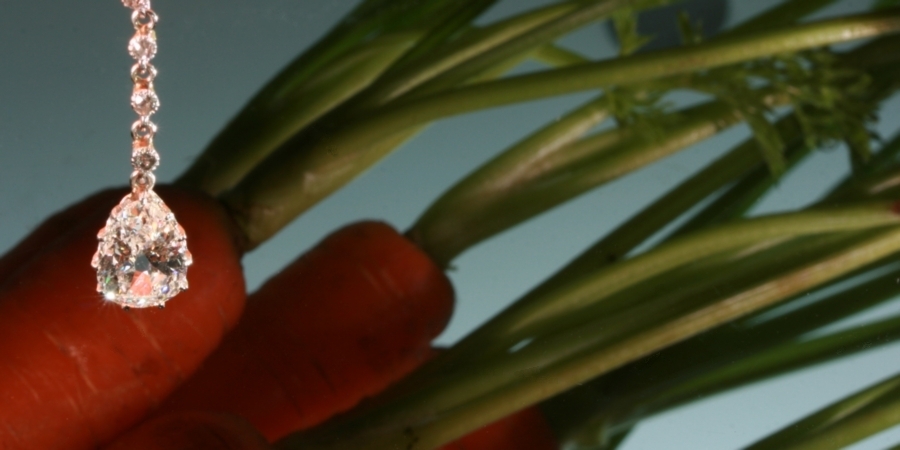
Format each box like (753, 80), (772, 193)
(0, 187), (246, 450)
(439, 406), (559, 450)
(0, 189), (122, 284)
(105, 411), (271, 450)
(159, 221), (455, 441)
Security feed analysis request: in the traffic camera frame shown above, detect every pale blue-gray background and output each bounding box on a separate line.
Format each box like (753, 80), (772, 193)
(1, 0), (899, 448)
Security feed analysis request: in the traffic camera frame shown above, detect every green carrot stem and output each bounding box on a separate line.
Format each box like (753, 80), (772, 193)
(409, 1), (879, 269)
(669, 139), (812, 237)
(175, 33), (420, 195)
(386, 0), (500, 70)
(225, 10), (900, 248)
(743, 373), (900, 450)
(835, 30), (900, 69)
(537, 115), (805, 292)
(173, 0), (473, 195)
(561, 309), (900, 447)
(665, 59), (900, 238)
(655, 316), (900, 416)
(281, 226), (900, 450)
(467, 97), (782, 263)
(599, 260), (900, 403)
(394, 9), (900, 114)
(249, 0), (408, 100)
(723, 0), (841, 36)
(402, 235), (857, 422)
(531, 43), (592, 67)
(449, 202), (900, 362)
(610, 99), (900, 393)
(557, 154), (900, 436)
(393, 206), (895, 401)
(410, 229), (900, 450)
(861, 130), (900, 176)
(827, 131), (900, 203)
(545, 260), (900, 446)
(404, 0), (634, 98)
(409, 90), (783, 265)
(534, 76), (900, 446)
(829, 166), (900, 205)
(355, 2), (579, 108)
(406, 93), (610, 264)
(504, 234), (868, 398)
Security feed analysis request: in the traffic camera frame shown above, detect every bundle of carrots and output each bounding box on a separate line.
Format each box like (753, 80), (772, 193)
(0, 187), (558, 450)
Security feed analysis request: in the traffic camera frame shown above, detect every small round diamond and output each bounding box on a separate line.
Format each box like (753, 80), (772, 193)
(132, 147), (160, 171)
(132, 88), (159, 116)
(129, 32), (157, 61)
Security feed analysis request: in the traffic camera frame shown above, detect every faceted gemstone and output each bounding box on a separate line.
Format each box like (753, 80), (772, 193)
(132, 146), (160, 172)
(91, 189), (191, 308)
(128, 32), (157, 62)
(131, 88), (159, 116)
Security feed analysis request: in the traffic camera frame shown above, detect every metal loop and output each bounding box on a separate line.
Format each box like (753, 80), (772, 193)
(132, 9), (158, 30)
(130, 170), (156, 192)
(131, 63), (157, 83)
(131, 119), (157, 141)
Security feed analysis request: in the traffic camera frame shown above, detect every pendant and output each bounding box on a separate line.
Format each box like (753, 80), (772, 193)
(93, 1), (191, 309)
(91, 188), (192, 308)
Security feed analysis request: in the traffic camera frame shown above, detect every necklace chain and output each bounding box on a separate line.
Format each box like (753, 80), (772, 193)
(89, 1), (192, 309)
(124, 0), (160, 193)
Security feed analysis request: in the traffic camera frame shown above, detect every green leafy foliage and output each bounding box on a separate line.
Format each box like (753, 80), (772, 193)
(778, 51), (876, 159)
(689, 50), (875, 174)
(607, 8), (668, 130)
(676, 10), (704, 45)
(611, 9), (653, 56)
(599, 9), (878, 176)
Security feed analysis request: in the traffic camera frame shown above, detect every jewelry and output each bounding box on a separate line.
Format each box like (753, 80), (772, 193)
(91, 0), (192, 309)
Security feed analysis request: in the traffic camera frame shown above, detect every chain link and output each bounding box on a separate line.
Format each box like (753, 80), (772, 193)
(123, 0), (159, 192)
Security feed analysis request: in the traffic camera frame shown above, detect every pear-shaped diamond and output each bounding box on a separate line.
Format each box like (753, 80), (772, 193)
(91, 189), (192, 308)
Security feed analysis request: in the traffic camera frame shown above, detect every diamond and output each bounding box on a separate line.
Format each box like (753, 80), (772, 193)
(132, 88), (159, 116)
(91, 189), (192, 308)
(132, 147), (160, 172)
(128, 32), (157, 62)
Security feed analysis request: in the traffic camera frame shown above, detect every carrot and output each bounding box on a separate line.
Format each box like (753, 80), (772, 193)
(105, 411), (272, 450)
(159, 221), (455, 441)
(439, 406), (559, 450)
(0, 189), (122, 284)
(0, 187), (246, 450)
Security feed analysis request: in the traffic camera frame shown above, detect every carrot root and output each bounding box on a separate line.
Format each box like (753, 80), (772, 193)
(0, 187), (246, 449)
(439, 406), (559, 450)
(161, 221), (455, 441)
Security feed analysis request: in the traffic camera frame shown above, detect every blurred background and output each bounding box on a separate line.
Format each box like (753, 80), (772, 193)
(1, 0), (899, 448)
